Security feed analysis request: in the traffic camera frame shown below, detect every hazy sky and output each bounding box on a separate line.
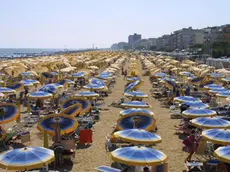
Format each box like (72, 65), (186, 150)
(1, 0), (230, 49)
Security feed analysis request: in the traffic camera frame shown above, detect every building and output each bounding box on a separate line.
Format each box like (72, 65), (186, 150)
(156, 35), (170, 50)
(217, 24), (230, 43)
(147, 38), (157, 49)
(111, 42), (128, 50)
(193, 30), (205, 45)
(128, 33), (142, 49)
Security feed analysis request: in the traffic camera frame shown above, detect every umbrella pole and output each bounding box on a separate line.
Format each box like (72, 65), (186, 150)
(27, 97), (31, 113)
(43, 131), (49, 148)
(16, 99), (20, 123)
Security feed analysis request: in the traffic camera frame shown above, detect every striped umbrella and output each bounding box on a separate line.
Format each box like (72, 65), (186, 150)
(66, 79), (75, 85)
(127, 77), (140, 82)
(116, 114), (156, 131)
(202, 129), (230, 145)
(0, 103), (20, 124)
(217, 91), (230, 98)
(124, 91), (148, 98)
(72, 71), (87, 78)
(124, 80), (141, 93)
(174, 96), (201, 103)
(111, 146), (167, 166)
(182, 101), (209, 109)
(90, 78), (106, 86)
(191, 117), (230, 129)
(61, 97), (91, 115)
(214, 146), (230, 163)
(120, 101), (151, 108)
(37, 114), (78, 136)
(182, 108), (216, 118)
(204, 84), (224, 90)
(39, 84), (58, 94)
(119, 108), (154, 116)
(75, 91), (99, 98)
(209, 88), (228, 94)
(59, 103), (82, 117)
(154, 72), (168, 78)
(28, 91), (53, 99)
(20, 71), (35, 77)
(21, 79), (40, 85)
(7, 83), (24, 92)
(114, 129), (162, 145)
(211, 73), (225, 78)
(0, 147), (54, 170)
(83, 84), (106, 91)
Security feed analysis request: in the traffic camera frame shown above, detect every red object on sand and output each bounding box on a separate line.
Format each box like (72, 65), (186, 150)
(79, 129), (93, 144)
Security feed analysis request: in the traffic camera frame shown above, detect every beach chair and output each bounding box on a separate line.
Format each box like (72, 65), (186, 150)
(95, 165), (121, 172)
(204, 159), (220, 172)
(184, 161), (204, 172)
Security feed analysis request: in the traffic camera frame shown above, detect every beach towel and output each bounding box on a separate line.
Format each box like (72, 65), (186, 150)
(79, 129), (93, 144)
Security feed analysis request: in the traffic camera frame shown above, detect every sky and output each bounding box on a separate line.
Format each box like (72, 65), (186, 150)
(1, 0), (230, 49)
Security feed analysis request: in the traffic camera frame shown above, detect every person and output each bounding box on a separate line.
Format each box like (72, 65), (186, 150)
(185, 86), (191, 96)
(180, 103), (189, 113)
(143, 167), (151, 172)
(124, 70), (127, 80)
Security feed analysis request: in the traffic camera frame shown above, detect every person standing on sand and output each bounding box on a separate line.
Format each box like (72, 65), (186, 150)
(124, 70), (127, 80)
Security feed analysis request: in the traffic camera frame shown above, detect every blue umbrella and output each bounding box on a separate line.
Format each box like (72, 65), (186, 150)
(217, 91), (230, 98)
(97, 72), (112, 80)
(0, 147), (54, 170)
(124, 80), (141, 93)
(116, 114), (156, 131)
(191, 117), (230, 129)
(211, 73), (225, 78)
(39, 84), (58, 94)
(182, 101), (209, 109)
(204, 84), (224, 90)
(174, 96), (201, 103)
(7, 83), (24, 91)
(202, 129), (230, 145)
(120, 101), (151, 108)
(111, 146), (167, 166)
(72, 71), (87, 78)
(83, 84), (106, 90)
(20, 71), (34, 76)
(222, 78), (230, 82)
(124, 91), (148, 98)
(21, 79), (39, 85)
(214, 146), (230, 163)
(113, 129), (162, 144)
(209, 88), (228, 94)
(57, 79), (68, 86)
(119, 108), (154, 116)
(50, 71), (58, 76)
(0, 87), (15, 94)
(75, 91), (99, 98)
(90, 78), (106, 86)
(154, 72), (168, 78)
(179, 71), (192, 76)
(28, 91), (53, 99)
(0, 103), (19, 124)
(66, 79), (75, 85)
(182, 108), (216, 118)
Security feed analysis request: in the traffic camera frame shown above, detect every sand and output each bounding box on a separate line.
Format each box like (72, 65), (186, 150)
(7, 60), (187, 171)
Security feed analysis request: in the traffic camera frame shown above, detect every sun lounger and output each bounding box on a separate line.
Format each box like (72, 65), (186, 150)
(184, 161), (203, 172)
(95, 165), (121, 172)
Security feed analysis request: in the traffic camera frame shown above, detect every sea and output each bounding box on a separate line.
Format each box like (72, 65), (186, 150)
(0, 48), (69, 59)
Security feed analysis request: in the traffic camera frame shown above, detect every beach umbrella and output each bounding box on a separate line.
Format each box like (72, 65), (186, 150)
(209, 88), (228, 94)
(222, 78), (230, 82)
(127, 77), (140, 82)
(120, 101), (151, 108)
(0, 87), (15, 94)
(21, 79), (40, 85)
(124, 80), (142, 93)
(37, 114), (78, 136)
(90, 78), (106, 86)
(0, 147), (54, 170)
(211, 72), (225, 78)
(39, 84), (58, 94)
(97, 72), (113, 80)
(179, 71), (192, 76)
(182, 108), (216, 118)
(66, 79), (75, 85)
(119, 108), (154, 116)
(116, 114), (156, 131)
(111, 146), (167, 166)
(191, 117), (230, 129)
(59, 103), (82, 117)
(124, 91), (148, 98)
(202, 129), (230, 145)
(154, 72), (168, 78)
(174, 96), (201, 103)
(83, 84), (106, 91)
(204, 84), (224, 90)
(216, 91), (230, 98)
(61, 97), (91, 115)
(7, 83), (24, 92)
(19, 71), (35, 77)
(28, 91), (53, 99)
(114, 129), (161, 145)
(72, 71), (87, 78)
(182, 101), (209, 109)
(0, 103), (20, 124)
(214, 146), (230, 163)
(57, 79), (68, 87)
(75, 91), (99, 98)
(189, 77), (204, 85)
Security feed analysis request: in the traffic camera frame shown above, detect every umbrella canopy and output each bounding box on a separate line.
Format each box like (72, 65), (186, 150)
(182, 101), (209, 109)
(72, 71), (87, 78)
(0, 87), (15, 94)
(191, 117), (230, 129)
(28, 91), (53, 99)
(21, 79), (39, 85)
(124, 80), (141, 93)
(182, 108), (216, 118)
(120, 101), (151, 108)
(154, 72), (168, 78)
(61, 97), (91, 115)
(116, 114), (156, 131)
(114, 129), (161, 145)
(222, 78), (230, 82)
(202, 129), (230, 145)
(75, 91), (99, 98)
(216, 91), (230, 98)
(174, 96), (201, 103)
(179, 71), (192, 76)
(37, 114), (78, 136)
(124, 91), (148, 98)
(60, 103), (82, 117)
(0, 103), (20, 124)
(39, 84), (58, 94)
(211, 73), (225, 78)
(204, 84), (224, 90)
(7, 83), (24, 92)
(214, 146), (230, 163)
(20, 71), (35, 77)
(111, 146), (167, 166)
(119, 108), (154, 116)
(66, 79), (75, 85)
(0, 147), (54, 170)
(83, 84), (106, 91)
(90, 78), (106, 86)
(209, 88), (228, 94)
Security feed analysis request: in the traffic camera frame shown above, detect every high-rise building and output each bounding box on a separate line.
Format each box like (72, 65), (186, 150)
(128, 33), (142, 48)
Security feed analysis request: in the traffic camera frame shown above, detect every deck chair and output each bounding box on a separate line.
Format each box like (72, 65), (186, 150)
(95, 166), (121, 172)
(204, 159), (220, 172)
(184, 161), (203, 172)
